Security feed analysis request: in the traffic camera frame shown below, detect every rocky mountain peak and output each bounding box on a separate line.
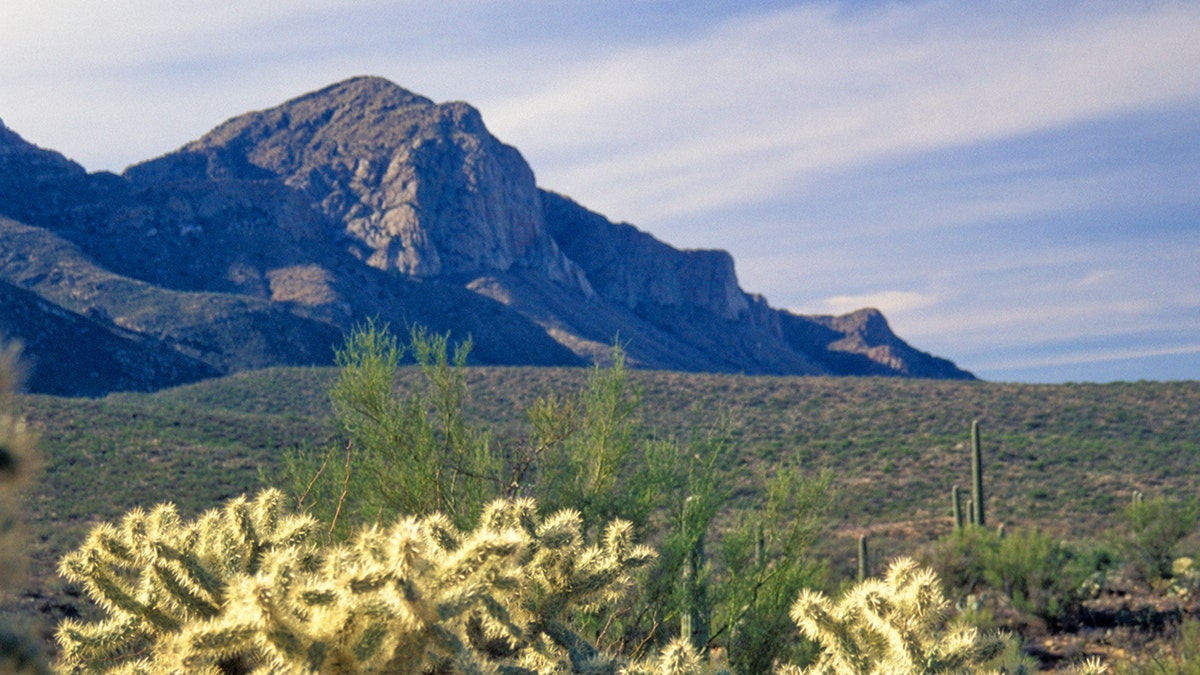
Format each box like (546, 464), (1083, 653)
(125, 76), (592, 294)
(0, 78), (975, 395)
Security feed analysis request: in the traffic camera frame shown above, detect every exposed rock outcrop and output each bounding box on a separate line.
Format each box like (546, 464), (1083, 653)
(126, 77), (593, 295)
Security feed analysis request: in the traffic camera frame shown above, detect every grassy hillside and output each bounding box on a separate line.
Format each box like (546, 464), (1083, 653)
(13, 368), (1200, 579)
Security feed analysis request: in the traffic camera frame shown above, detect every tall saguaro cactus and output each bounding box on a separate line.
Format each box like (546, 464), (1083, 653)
(970, 420), (985, 528)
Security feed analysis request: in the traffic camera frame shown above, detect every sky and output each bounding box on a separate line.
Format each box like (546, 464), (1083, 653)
(1, 0), (1198, 383)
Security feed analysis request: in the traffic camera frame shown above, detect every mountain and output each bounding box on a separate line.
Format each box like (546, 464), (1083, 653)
(0, 77), (972, 395)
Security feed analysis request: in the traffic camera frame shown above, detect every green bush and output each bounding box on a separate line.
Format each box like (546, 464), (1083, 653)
(285, 321), (501, 534)
(922, 527), (1111, 629)
(1122, 494), (1200, 582)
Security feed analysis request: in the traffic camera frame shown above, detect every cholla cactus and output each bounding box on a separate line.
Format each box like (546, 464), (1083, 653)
(55, 489), (318, 673)
(781, 557), (1008, 675)
(1, 343), (49, 674)
(55, 492), (705, 674)
(0, 342), (35, 579)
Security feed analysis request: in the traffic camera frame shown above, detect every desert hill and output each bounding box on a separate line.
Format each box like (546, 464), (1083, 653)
(0, 77), (972, 395)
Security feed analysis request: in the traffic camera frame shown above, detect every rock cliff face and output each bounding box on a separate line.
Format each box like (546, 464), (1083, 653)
(0, 77), (973, 395)
(126, 78), (592, 294)
(542, 191), (747, 320)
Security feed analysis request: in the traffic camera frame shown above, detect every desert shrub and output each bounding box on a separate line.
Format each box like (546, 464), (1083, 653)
(981, 528), (1092, 626)
(55, 488), (739, 674)
(1121, 495), (1200, 583)
(920, 525), (998, 599)
(1116, 618), (1200, 675)
(922, 527), (1109, 629)
(283, 321), (501, 535)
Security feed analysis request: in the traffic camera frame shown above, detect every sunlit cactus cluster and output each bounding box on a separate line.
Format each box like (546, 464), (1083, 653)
(52, 489), (741, 674)
(781, 557), (1008, 675)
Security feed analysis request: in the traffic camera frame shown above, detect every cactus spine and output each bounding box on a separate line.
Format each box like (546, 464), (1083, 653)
(970, 420), (985, 527)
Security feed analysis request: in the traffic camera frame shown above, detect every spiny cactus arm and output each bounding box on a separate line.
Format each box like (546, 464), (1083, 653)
(166, 620), (263, 673)
(850, 585), (920, 673)
(148, 560), (222, 620)
(53, 615), (144, 673)
(437, 528), (527, 593)
(552, 520), (656, 614)
(790, 588), (879, 675)
(433, 531), (529, 647)
(57, 547), (181, 635)
(536, 617), (610, 673)
(496, 666), (539, 675)
(923, 624), (1006, 673)
(619, 638), (704, 675)
(881, 559), (955, 671)
(478, 497), (540, 535)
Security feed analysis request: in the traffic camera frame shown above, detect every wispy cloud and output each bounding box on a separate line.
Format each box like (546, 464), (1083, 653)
(1, 0), (1197, 381)
(798, 290), (940, 317)
(483, 2), (1200, 222)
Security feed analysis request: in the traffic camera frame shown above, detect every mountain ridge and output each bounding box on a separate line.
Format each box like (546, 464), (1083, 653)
(0, 76), (972, 395)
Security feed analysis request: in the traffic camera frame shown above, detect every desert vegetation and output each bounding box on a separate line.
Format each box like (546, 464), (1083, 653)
(1, 325), (1198, 672)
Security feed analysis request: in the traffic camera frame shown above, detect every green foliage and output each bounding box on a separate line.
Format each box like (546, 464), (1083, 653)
(1120, 494), (1200, 582)
(285, 320), (501, 533)
(781, 557), (1010, 675)
(530, 347), (649, 533)
(54, 489), (739, 674)
(979, 528), (1087, 624)
(922, 527), (1114, 629)
(716, 463), (830, 675)
(281, 324), (829, 668)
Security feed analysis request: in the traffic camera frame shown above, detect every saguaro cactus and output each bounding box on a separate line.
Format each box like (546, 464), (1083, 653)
(857, 535), (869, 581)
(951, 485), (964, 531)
(970, 420), (985, 527)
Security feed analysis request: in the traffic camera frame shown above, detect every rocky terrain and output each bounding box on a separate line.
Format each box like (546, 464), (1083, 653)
(0, 76), (972, 395)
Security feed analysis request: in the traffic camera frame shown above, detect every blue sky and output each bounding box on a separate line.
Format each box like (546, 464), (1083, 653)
(2, 0), (1197, 382)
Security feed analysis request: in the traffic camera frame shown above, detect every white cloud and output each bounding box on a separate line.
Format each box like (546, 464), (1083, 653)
(795, 290), (940, 317)
(976, 343), (1200, 373)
